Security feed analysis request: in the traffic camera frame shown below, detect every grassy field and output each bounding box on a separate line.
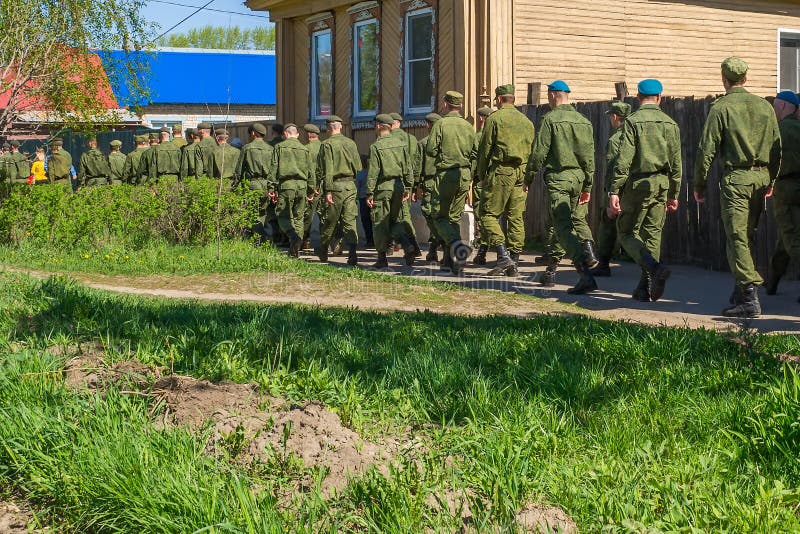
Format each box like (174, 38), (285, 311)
(1, 271), (799, 532)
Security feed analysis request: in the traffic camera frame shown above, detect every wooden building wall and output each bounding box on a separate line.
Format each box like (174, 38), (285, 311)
(514, 0), (800, 103)
(267, 0), (476, 155)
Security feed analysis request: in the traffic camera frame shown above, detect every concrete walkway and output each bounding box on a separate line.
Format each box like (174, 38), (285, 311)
(322, 248), (800, 333)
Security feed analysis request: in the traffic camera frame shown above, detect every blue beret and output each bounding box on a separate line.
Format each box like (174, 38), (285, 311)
(637, 79), (663, 96)
(776, 90), (800, 107)
(547, 80), (571, 93)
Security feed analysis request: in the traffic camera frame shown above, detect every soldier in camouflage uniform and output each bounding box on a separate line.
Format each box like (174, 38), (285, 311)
(526, 80), (598, 294)
(267, 124), (315, 257)
(232, 123), (273, 241)
(47, 139), (76, 190)
(609, 80), (681, 302)
(764, 91), (800, 303)
(367, 114), (416, 269)
(416, 112), (443, 262)
(2, 141), (30, 189)
(209, 129), (241, 179)
(78, 136), (111, 188)
(145, 128), (181, 183)
(123, 135), (149, 185)
(477, 85), (535, 277)
(108, 140), (126, 185)
(695, 57), (781, 318)
(317, 115), (363, 265)
(390, 112), (422, 257)
(591, 101), (631, 277)
(197, 122), (218, 173)
(180, 129), (205, 180)
(301, 123), (322, 251)
(471, 106), (493, 266)
(171, 123), (187, 148)
(425, 91), (475, 275)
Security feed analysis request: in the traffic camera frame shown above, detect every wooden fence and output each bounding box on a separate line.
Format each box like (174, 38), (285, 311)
(521, 96), (787, 276)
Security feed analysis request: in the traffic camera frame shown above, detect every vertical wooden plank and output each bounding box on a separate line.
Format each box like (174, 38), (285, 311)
(381, 0), (402, 113)
(335, 7), (351, 123)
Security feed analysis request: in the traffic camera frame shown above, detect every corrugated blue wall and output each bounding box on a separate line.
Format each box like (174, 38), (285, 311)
(101, 49), (276, 107)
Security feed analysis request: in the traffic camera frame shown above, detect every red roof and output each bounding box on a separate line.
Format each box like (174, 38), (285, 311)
(0, 50), (119, 111)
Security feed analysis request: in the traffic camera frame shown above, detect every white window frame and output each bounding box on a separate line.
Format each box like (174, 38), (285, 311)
(311, 28), (333, 121)
(353, 18), (379, 119)
(404, 7), (435, 116)
(778, 28), (800, 92)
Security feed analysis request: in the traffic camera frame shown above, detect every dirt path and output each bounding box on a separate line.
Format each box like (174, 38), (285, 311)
(4, 257), (799, 333)
(0, 500), (36, 533)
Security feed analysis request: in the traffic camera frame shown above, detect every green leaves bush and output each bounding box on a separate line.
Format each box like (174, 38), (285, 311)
(0, 179), (261, 250)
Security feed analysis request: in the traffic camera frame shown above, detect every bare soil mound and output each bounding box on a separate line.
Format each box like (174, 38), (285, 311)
(152, 375), (394, 495)
(0, 501), (35, 533)
(54, 342), (161, 392)
(516, 503), (577, 533)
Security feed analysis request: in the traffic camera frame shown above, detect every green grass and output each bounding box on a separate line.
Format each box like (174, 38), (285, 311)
(1, 272), (799, 532)
(0, 240), (456, 291)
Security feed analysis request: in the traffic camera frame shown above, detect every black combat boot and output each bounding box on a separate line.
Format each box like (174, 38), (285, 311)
(346, 245), (358, 266)
(641, 251), (671, 302)
(331, 238), (343, 256)
(505, 251), (520, 277)
(488, 244), (514, 276)
(449, 240), (471, 276)
(287, 231), (302, 258)
(300, 238), (312, 251)
(539, 261), (558, 287)
(316, 242), (329, 262)
(410, 234), (422, 258)
(590, 257), (612, 277)
(425, 243), (439, 263)
(567, 260), (598, 294)
(583, 240), (600, 270)
(729, 284), (741, 305)
(632, 269), (651, 302)
(440, 250), (453, 272)
(372, 251), (389, 270)
(764, 253), (790, 295)
(399, 236), (416, 267)
(722, 283), (761, 318)
(473, 244), (488, 266)
(534, 253), (551, 265)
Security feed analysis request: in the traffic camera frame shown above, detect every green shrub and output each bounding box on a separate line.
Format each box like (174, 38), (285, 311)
(0, 179), (261, 250)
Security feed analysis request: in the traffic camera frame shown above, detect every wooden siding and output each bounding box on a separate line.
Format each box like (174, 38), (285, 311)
(513, 0), (800, 102)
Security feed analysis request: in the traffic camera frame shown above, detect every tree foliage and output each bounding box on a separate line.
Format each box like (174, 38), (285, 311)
(0, 0), (154, 135)
(160, 26), (275, 51)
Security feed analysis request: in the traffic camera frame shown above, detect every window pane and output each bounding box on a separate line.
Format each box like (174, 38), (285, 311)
(314, 32), (333, 117)
(410, 59), (433, 108)
(409, 13), (432, 60)
(356, 22), (378, 113)
(780, 38), (800, 92)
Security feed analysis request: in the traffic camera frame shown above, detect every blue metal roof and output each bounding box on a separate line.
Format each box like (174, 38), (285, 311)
(101, 48), (276, 106)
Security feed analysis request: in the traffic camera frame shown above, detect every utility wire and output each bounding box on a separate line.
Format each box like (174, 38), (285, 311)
(153, 0), (215, 41)
(148, 0), (269, 19)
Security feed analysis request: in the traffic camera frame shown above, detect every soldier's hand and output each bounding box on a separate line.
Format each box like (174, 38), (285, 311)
(326, 193), (334, 205)
(608, 194), (621, 215)
(765, 186), (774, 199)
(307, 194), (314, 201)
(411, 192), (418, 202)
(268, 191), (277, 203)
(367, 197), (374, 209)
(693, 191), (705, 204)
(402, 192), (410, 202)
(606, 207), (619, 219)
(522, 184), (529, 193)
(666, 199), (679, 212)
(579, 192), (591, 205)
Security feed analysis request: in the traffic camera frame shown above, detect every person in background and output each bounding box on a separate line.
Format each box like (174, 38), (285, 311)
(30, 147), (48, 184)
(108, 140), (126, 185)
(355, 154), (373, 248)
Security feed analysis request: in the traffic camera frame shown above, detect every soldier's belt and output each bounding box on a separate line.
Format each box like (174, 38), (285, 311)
(727, 165), (768, 172)
(333, 175), (355, 181)
(631, 171), (668, 180)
